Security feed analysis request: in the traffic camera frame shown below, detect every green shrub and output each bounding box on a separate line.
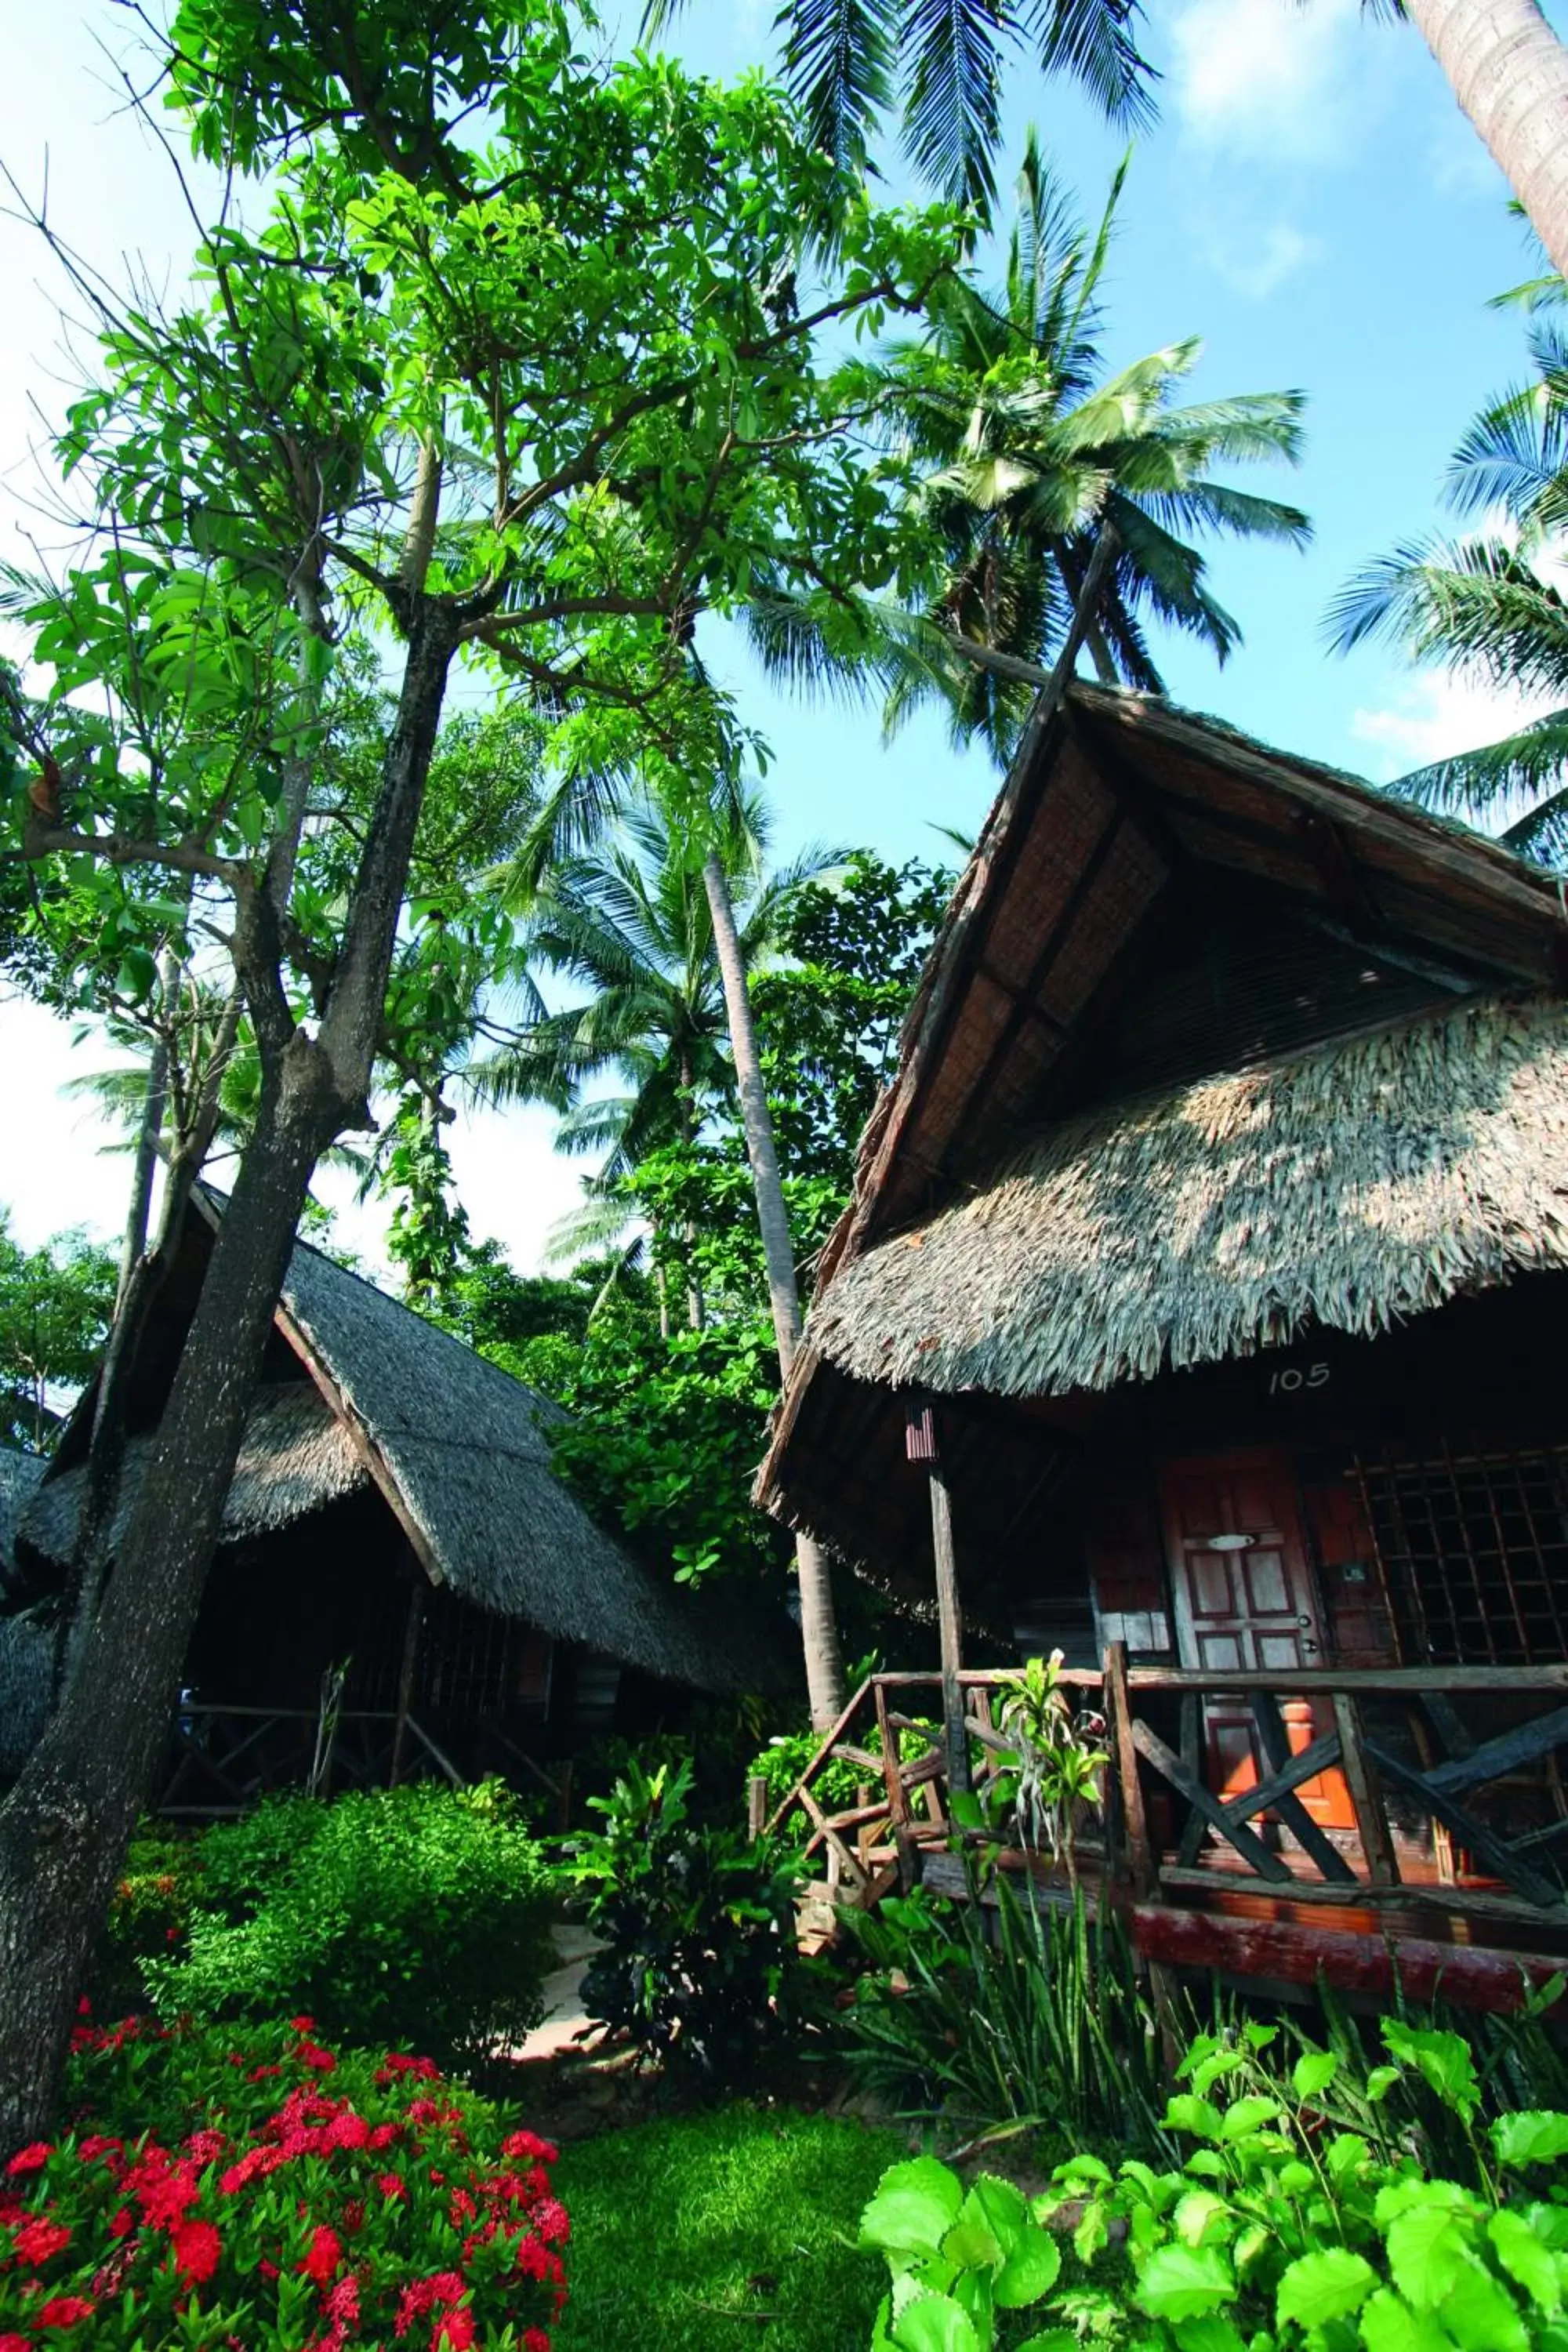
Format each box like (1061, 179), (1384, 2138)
(840, 1875), (1173, 2162)
(140, 1780), (557, 2069)
(746, 1719), (940, 1824)
(568, 1756), (807, 2082)
(3, 2013), (565, 2348)
(856, 2016), (1568, 2351)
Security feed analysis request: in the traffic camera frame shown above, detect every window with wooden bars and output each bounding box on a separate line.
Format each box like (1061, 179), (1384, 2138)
(1353, 1443), (1568, 1667)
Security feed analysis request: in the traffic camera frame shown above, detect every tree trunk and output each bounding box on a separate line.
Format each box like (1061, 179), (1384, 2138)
(700, 849), (844, 1730)
(0, 1076), (329, 2147)
(1404, 0), (1568, 281)
(0, 577), (459, 2150)
(115, 1024), (170, 1314)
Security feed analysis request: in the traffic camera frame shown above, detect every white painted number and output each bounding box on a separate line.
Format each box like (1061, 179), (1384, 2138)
(1269, 1363), (1330, 1395)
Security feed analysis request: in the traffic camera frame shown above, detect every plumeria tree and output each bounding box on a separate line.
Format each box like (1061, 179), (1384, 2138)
(0, 0), (957, 2143)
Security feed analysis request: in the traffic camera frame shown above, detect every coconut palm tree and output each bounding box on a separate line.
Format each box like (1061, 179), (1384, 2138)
(1328, 316), (1568, 867)
(750, 143), (1311, 765)
(482, 793), (840, 1326)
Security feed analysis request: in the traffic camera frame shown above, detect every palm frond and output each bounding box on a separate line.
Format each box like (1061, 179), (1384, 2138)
(900, 0), (1011, 220)
(1385, 706), (1568, 832)
(778, 0), (900, 174)
(1025, 0), (1155, 132)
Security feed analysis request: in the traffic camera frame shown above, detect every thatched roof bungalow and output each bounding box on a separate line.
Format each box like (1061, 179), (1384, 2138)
(757, 681), (1568, 1998)
(11, 1192), (790, 1809)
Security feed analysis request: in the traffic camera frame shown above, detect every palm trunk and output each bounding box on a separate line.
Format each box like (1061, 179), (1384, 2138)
(1405, 0), (1568, 281)
(701, 849), (844, 1730)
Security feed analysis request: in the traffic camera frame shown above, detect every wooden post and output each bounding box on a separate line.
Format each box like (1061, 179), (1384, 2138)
(389, 1579), (426, 1788)
(875, 1678), (917, 1891)
(906, 1396), (971, 1799)
(747, 1774), (769, 1842)
(929, 1464), (972, 1800)
(1105, 1641), (1157, 1900)
(1334, 1693), (1399, 1888)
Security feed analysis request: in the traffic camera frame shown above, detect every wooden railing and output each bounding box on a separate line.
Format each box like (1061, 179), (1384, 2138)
(764, 1651), (1568, 1935)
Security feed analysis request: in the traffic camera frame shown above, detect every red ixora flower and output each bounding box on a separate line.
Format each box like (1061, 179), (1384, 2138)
(524, 2332), (552, 2352)
(11, 2217), (71, 2267)
(432, 2310), (475, 2352)
(296, 2043), (338, 2074)
(299, 2224), (343, 2285)
(502, 2129), (558, 2166)
(36, 2297), (96, 2329)
(289, 2016), (316, 2033)
(170, 2218), (223, 2285)
(4, 2145), (50, 2177)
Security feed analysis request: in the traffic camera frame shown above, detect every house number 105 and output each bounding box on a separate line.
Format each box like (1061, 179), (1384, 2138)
(1269, 1363), (1330, 1394)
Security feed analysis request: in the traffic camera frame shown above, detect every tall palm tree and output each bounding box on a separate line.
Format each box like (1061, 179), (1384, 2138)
(1328, 316), (1568, 867)
(510, 757), (855, 1727)
(484, 793), (840, 1326)
(753, 143), (1311, 765)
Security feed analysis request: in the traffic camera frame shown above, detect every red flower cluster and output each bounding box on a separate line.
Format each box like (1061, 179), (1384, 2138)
(0, 2016), (567, 2349)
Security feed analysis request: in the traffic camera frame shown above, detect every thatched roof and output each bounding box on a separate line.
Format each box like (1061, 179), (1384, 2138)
(757, 681), (1568, 1570)
(0, 1450), (45, 1591)
(16, 1200), (787, 1697)
(252, 1212), (787, 1692)
(808, 993), (1568, 1401)
(21, 1382), (368, 1566)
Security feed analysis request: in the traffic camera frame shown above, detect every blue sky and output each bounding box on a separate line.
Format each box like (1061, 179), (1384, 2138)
(0, 0), (1558, 1265)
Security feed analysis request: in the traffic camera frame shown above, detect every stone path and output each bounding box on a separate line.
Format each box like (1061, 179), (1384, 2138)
(519, 1920), (603, 2062)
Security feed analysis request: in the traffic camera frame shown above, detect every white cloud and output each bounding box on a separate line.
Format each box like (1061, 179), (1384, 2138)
(1350, 666), (1555, 787)
(1204, 220), (1319, 299)
(1168, 0), (1367, 165)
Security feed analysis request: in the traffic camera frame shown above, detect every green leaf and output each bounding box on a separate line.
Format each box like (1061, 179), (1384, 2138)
(1219, 2096), (1281, 2143)
(1434, 2259), (1529, 2352)
(1359, 2288), (1456, 2352)
(1385, 2204), (1473, 2310)
(1489, 2209), (1562, 2312)
(1135, 2244), (1236, 2322)
(891, 2292), (982, 2352)
(1173, 2319), (1248, 2352)
(1276, 2249), (1377, 2330)
(994, 2227), (1061, 2309)
(1073, 2202), (1109, 2265)
(1174, 2190), (1232, 2248)
(1291, 2050), (1339, 2100)
(1366, 2067), (1404, 2103)
(862, 2158), (966, 2257)
(1165, 2095), (1225, 2142)
(1494, 2112), (1568, 2169)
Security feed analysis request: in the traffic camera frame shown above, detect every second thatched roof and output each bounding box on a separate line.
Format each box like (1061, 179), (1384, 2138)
(807, 993), (1568, 1401)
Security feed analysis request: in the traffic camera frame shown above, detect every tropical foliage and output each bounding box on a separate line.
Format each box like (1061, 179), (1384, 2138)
(131, 1784), (556, 2073)
(848, 142), (1311, 761)
(0, 1218), (117, 1455)
(567, 1758), (808, 2082)
(858, 2016), (1568, 2352)
(1330, 305), (1568, 866)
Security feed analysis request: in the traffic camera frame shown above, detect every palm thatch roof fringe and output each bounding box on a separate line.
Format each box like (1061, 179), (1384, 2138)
(21, 1384), (368, 1567)
(0, 1451), (46, 1590)
(808, 994), (1568, 1401)
(0, 1612), (52, 1778)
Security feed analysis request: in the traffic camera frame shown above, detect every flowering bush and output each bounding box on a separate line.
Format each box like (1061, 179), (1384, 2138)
(136, 1782), (557, 2069)
(0, 2013), (568, 2348)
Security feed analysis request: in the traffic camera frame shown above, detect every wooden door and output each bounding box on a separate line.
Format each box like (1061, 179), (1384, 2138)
(1160, 1450), (1353, 1831)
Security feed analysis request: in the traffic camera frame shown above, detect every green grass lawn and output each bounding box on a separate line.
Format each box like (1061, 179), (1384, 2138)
(552, 2103), (902, 2352)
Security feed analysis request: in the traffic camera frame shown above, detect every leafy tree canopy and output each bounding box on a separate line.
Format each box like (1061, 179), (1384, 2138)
(0, 1215), (117, 1455)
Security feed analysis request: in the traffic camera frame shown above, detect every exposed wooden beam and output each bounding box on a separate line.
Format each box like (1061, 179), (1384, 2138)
(272, 1301), (445, 1588)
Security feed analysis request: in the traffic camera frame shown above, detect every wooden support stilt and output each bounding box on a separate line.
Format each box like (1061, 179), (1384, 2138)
(906, 1396), (971, 1799)
(929, 1464), (972, 1799)
(390, 1578), (426, 1788)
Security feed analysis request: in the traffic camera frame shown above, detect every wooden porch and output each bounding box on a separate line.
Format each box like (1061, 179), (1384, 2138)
(764, 1650), (1568, 2013)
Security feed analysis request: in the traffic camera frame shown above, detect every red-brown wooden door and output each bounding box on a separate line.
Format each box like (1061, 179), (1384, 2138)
(1160, 1450), (1353, 1831)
